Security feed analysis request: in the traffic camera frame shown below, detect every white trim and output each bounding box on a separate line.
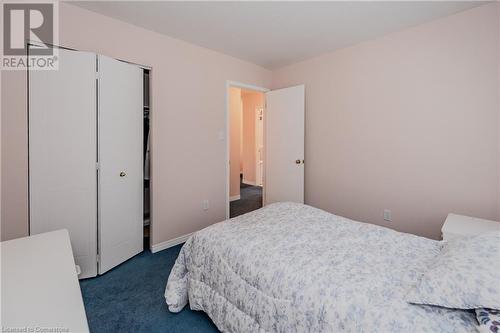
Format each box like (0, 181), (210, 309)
(230, 195), (241, 202)
(151, 232), (193, 253)
(225, 81), (269, 220)
(242, 179), (256, 186)
(255, 107), (264, 190)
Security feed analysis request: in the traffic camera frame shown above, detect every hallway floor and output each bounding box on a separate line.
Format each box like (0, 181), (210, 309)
(230, 181), (262, 218)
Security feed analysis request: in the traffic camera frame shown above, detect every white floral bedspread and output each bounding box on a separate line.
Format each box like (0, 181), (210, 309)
(165, 202), (477, 333)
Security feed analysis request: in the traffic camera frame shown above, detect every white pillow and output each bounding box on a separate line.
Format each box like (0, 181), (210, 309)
(407, 231), (500, 310)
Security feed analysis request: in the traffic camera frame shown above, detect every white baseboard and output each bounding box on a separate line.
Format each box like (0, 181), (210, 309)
(230, 195), (240, 202)
(242, 179), (256, 186)
(151, 232), (193, 253)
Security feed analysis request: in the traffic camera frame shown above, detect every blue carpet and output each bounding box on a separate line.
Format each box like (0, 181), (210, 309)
(79, 245), (219, 333)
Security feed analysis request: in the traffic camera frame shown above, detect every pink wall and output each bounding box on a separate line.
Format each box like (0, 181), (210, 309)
(229, 87), (242, 198)
(272, 3), (500, 239)
(241, 92), (265, 184)
(0, 3), (272, 243)
(2, 3), (498, 243)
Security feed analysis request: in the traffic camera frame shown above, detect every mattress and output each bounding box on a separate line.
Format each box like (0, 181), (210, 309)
(165, 202), (477, 332)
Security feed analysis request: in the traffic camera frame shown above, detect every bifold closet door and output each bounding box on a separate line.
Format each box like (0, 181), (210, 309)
(98, 55), (143, 274)
(29, 47), (98, 279)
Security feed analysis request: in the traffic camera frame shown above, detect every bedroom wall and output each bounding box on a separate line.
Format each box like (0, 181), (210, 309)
(229, 87), (242, 199)
(272, 3), (500, 239)
(0, 3), (272, 243)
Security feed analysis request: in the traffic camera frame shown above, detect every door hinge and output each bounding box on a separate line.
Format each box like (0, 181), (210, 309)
(96, 254), (100, 263)
(95, 71), (100, 80)
(96, 162), (100, 170)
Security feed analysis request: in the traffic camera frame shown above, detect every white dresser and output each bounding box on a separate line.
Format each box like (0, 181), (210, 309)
(441, 213), (500, 240)
(1, 229), (90, 332)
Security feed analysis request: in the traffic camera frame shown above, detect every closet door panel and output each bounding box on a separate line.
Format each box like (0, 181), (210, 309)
(29, 47), (97, 279)
(98, 55), (143, 274)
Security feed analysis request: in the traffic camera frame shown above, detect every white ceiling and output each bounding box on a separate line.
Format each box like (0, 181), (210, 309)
(71, 1), (487, 69)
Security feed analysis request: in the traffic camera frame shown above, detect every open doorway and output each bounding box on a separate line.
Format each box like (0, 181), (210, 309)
(227, 83), (267, 218)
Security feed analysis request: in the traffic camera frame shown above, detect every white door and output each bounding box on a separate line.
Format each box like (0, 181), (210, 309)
(29, 47), (98, 279)
(265, 85), (305, 204)
(255, 107), (264, 186)
(98, 55), (143, 274)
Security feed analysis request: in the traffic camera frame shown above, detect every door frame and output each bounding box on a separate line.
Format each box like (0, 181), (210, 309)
(225, 81), (269, 219)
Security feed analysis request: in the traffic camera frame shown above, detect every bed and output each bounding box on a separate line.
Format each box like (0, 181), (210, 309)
(165, 202), (479, 332)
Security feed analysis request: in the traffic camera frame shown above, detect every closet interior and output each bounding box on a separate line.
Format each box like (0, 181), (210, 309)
(143, 69), (151, 250)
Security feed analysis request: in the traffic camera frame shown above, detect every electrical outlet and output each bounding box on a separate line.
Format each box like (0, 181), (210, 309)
(383, 209), (392, 222)
(203, 200), (209, 211)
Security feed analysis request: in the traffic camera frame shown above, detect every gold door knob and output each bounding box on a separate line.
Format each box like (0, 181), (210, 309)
(119, 171), (126, 177)
(296, 159), (301, 164)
